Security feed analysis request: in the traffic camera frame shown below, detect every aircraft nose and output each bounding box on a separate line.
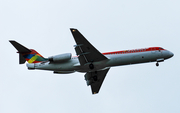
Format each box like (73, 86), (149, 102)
(169, 51), (174, 58)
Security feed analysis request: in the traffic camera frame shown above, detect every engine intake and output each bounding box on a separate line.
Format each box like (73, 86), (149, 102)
(48, 53), (72, 62)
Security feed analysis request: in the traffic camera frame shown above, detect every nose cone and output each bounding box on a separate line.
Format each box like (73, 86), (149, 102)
(169, 51), (174, 58)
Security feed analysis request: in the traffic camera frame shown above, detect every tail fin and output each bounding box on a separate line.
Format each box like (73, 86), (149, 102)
(9, 40), (47, 64)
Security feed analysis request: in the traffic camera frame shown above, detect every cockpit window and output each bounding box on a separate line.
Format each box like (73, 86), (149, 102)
(159, 47), (163, 50)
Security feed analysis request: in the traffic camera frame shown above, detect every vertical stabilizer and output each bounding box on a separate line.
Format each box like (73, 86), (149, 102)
(9, 40), (47, 64)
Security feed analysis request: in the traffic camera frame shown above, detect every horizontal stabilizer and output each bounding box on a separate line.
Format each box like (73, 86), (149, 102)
(19, 53), (26, 64)
(9, 40), (31, 53)
(9, 40), (31, 64)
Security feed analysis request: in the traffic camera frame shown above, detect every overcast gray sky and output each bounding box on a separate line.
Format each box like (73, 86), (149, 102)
(0, 0), (180, 113)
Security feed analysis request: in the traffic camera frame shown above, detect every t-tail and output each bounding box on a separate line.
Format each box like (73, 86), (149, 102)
(9, 40), (48, 64)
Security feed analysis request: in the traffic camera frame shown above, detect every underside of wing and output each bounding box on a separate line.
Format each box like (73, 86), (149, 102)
(84, 68), (110, 94)
(70, 28), (107, 66)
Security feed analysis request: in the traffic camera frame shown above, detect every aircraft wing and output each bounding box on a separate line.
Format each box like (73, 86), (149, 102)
(70, 28), (107, 65)
(84, 68), (110, 94)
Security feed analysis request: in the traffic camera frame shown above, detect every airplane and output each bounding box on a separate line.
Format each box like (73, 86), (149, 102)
(9, 28), (174, 94)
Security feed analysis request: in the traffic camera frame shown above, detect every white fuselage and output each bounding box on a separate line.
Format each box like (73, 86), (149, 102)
(27, 48), (173, 74)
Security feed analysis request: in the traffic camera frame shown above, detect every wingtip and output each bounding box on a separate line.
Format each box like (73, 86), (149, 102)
(70, 28), (77, 30)
(70, 28), (77, 32)
(92, 92), (98, 95)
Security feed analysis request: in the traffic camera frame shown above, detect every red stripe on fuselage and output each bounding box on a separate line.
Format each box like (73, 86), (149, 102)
(102, 47), (165, 55)
(72, 47), (165, 58)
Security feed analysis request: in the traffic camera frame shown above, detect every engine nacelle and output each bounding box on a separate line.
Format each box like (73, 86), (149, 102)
(48, 53), (72, 62)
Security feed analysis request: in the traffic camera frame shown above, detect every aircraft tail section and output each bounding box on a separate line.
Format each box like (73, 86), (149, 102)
(9, 40), (47, 64)
(22, 49), (48, 63)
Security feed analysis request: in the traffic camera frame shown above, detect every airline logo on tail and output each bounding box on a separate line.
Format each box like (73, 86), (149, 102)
(9, 40), (47, 64)
(22, 49), (47, 63)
